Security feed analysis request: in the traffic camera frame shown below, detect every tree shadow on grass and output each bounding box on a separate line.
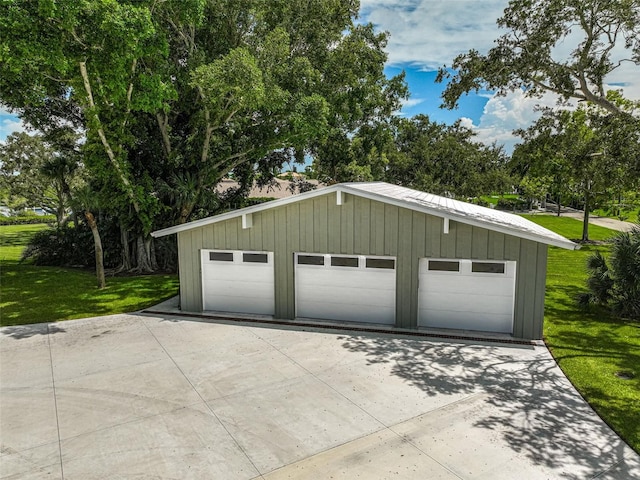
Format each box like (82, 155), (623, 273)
(338, 334), (637, 478)
(1, 264), (178, 327)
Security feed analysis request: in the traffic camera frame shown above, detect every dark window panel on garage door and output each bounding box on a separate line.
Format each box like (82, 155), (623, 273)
(243, 253), (269, 263)
(297, 255), (325, 266)
(428, 260), (460, 272)
(331, 256), (359, 267)
(366, 258), (395, 270)
(472, 262), (505, 274)
(210, 252), (234, 262)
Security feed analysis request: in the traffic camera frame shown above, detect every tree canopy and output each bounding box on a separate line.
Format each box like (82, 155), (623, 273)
(437, 0), (640, 115)
(511, 96), (640, 240)
(312, 114), (512, 199)
(0, 0), (407, 272)
(0, 131), (82, 224)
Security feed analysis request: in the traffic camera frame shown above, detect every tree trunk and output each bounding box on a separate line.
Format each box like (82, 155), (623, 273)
(71, 209), (79, 228)
(134, 235), (154, 273)
(120, 224), (132, 271)
(147, 236), (158, 271)
(557, 195), (561, 217)
(56, 204), (65, 227)
(582, 192), (590, 242)
(84, 211), (106, 289)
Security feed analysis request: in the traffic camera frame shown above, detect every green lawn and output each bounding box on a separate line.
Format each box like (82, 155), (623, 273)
(0, 224), (179, 326)
(523, 214), (640, 453)
(593, 206), (640, 224)
(521, 213), (614, 241)
(480, 193), (520, 207)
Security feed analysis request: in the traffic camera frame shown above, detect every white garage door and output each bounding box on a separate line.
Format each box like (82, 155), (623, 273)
(201, 250), (275, 315)
(418, 258), (516, 333)
(295, 253), (396, 325)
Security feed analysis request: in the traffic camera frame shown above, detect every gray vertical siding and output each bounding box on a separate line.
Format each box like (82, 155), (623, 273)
(177, 191), (549, 339)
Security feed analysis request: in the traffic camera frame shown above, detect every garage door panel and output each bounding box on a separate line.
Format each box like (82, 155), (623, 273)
(421, 276), (515, 297)
(201, 250), (275, 316)
(418, 258), (515, 334)
(296, 267), (395, 289)
(298, 299), (395, 324)
(296, 272), (396, 296)
(205, 281), (274, 299)
(203, 265), (272, 283)
(419, 292), (513, 316)
(202, 272), (273, 289)
(295, 254), (396, 325)
(204, 295), (274, 315)
(297, 285), (395, 309)
(418, 308), (513, 333)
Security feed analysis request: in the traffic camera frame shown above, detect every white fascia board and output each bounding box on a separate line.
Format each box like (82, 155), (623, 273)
(151, 185), (341, 238)
(152, 182), (578, 250)
(339, 185), (579, 250)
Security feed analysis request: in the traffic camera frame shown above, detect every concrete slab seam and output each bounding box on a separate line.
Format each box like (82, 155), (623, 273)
(253, 330), (387, 425)
(250, 330), (463, 478)
(250, 330), (403, 475)
(386, 393), (487, 480)
(46, 322), (65, 480)
(140, 321), (265, 479)
(589, 455), (635, 479)
(54, 401), (206, 444)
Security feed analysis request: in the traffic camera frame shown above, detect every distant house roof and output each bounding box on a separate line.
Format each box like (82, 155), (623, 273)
(217, 178), (323, 200)
(153, 181), (578, 250)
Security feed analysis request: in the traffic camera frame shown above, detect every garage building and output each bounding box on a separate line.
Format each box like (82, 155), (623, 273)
(152, 182), (577, 340)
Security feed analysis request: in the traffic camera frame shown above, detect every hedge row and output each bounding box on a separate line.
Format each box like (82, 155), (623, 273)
(0, 214), (57, 225)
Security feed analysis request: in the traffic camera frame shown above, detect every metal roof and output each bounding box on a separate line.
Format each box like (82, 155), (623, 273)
(152, 181), (578, 250)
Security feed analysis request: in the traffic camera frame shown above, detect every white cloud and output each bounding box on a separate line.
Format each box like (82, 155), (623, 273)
(360, 0), (640, 152)
(605, 62), (640, 101)
(401, 97), (426, 108)
(360, 0), (508, 68)
(0, 107), (26, 143)
(462, 90), (570, 153)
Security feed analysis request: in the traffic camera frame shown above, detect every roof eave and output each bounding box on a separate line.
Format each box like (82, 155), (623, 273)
(152, 182), (578, 250)
(338, 184), (579, 251)
(151, 184), (340, 238)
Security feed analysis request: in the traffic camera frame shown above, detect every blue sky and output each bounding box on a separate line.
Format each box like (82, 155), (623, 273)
(361, 0), (640, 153)
(384, 66), (489, 125)
(2, 0), (639, 153)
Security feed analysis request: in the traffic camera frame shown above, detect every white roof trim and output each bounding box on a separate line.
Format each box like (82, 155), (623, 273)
(152, 182), (578, 250)
(151, 185), (342, 238)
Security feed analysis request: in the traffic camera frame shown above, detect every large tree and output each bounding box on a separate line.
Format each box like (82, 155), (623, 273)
(313, 114), (512, 199)
(0, 131), (82, 224)
(0, 0), (406, 271)
(511, 99), (640, 241)
(437, 0), (640, 116)
(385, 116), (512, 198)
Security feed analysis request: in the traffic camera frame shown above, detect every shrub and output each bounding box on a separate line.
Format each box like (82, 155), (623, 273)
(496, 197), (528, 211)
(20, 222), (177, 272)
(579, 223), (640, 319)
(21, 225), (96, 266)
(470, 197), (490, 207)
(0, 214), (57, 225)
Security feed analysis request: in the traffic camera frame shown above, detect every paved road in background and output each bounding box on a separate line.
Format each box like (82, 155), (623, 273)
(558, 211), (636, 232)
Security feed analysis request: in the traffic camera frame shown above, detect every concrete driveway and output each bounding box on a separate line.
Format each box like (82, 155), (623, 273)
(1, 313), (638, 479)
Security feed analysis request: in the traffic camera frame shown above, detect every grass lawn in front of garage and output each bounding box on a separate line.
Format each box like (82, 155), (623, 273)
(522, 214), (640, 454)
(0, 223), (179, 326)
